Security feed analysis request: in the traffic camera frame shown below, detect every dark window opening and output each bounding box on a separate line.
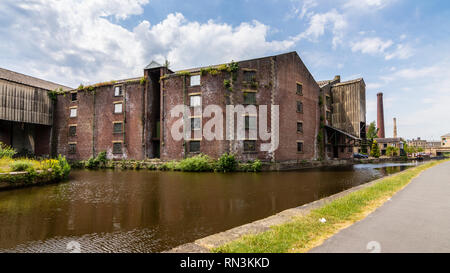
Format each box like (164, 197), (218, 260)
(297, 122), (303, 133)
(68, 144), (76, 154)
(297, 101), (303, 113)
(68, 126), (77, 137)
(297, 142), (303, 152)
(296, 83), (303, 95)
(244, 92), (256, 105)
(113, 143), (122, 154)
(113, 123), (123, 134)
(189, 141), (200, 153)
(243, 71), (256, 82)
(71, 92), (77, 102)
(244, 140), (257, 152)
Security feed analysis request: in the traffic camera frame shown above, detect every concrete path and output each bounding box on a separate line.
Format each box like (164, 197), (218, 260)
(310, 160), (450, 253)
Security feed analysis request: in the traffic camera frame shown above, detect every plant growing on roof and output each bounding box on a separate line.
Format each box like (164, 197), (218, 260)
(140, 76), (147, 85)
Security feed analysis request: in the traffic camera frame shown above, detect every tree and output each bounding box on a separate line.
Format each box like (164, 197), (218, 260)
(386, 146), (400, 157)
(371, 140), (380, 158)
(367, 121), (379, 140)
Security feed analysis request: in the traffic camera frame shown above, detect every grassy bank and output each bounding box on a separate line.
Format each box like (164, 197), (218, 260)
(215, 159), (448, 253)
(0, 142), (71, 184)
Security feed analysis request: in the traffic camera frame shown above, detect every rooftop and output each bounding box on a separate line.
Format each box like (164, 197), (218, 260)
(332, 78), (365, 87)
(374, 138), (403, 143)
(442, 133), (450, 137)
(0, 67), (72, 91)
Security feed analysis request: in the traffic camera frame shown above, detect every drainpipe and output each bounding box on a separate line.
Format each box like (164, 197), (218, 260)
(92, 91), (96, 157)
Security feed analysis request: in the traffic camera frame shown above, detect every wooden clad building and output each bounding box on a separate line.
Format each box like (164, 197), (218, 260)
(0, 68), (71, 156)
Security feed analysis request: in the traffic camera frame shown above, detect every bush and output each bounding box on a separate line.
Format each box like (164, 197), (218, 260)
(10, 160), (34, 172)
(239, 160), (262, 172)
(158, 161), (179, 171)
(215, 153), (238, 172)
(85, 151), (108, 169)
(178, 154), (214, 172)
(0, 142), (16, 158)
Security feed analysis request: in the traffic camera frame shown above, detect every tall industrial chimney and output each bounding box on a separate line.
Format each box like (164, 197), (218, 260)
(393, 118), (397, 138)
(377, 93), (385, 138)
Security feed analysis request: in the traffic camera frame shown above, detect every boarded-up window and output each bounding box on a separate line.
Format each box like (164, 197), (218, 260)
(191, 118), (201, 130)
(244, 140), (257, 152)
(189, 141), (200, 153)
(113, 122), (123, 134)
(113, 142), (122, 154)
(190, 95), (201, 107)
(114, 103), (123, 114)
(69, 126), (77, 137)
(244, 92), (256, 105)
(114, 86), (123, 97)
(190, 75), (201, 86)
(68, 144), (76, 154)
(70, 108), (77, 118)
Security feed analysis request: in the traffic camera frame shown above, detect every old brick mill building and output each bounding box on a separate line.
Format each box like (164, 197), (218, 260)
(1, 51), (366, 162)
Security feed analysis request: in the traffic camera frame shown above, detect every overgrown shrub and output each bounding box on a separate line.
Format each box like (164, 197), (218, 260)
(239, 160), (262, 172)
(215, 153), (238, 172)
(178, 154), (214, 172)
(0, 142), (16, 158)
(85, 151), (107, 169)
(9, 160), (34, 172)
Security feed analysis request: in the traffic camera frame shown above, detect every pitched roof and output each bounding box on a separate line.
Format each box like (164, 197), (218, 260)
(0, 67), (72, 91)
(317, 80), (332, 88)
(332, 78), (365, 87)
(145, 61), (163, 70)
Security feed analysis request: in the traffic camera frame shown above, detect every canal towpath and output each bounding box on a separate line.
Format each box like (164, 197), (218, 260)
(310, 160), (450, 253)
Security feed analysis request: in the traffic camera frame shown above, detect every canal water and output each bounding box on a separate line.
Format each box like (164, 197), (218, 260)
(0, 162), (420, 253)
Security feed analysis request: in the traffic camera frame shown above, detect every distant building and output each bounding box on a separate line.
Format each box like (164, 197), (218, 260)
(374, 138), (404, 156)
(442, 134), (450, 147)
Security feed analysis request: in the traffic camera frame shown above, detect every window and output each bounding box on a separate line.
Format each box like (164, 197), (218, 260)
(189, 141), (200, 153)
(191, 117), (201, 130)
(244, 140), (257, 152)
(296, 83), (303, 95)
(297, 122), (303, 133)
(70, 108), (77, 118)
(190, 95), (201, 107)
(326, 111), (332, 122)
(113, 122), (123, 134)
(71, 92), (77, 102)
(245, 116), (257, 130)
(348, 147), (353, 153)
(384, 144), (388, 148)
(326, 96), (332, 107)
(69, 125), (77, 137)
(296, 101), (303, 113)
(68, 143), (76, 154)
(243, 71), (256, 82)
(114, 103), (123, 114)
(244, 92), (256, 105)
(297, 142), (303, 153)
(113, 142), (122, 154)
(341, 147), (345, 153)
(190, 75), (201, 86)
(114, 86), (123, 97)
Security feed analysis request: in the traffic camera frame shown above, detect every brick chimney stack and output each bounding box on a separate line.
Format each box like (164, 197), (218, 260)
(377, 92), (385, 138)
(393, 118), (397, 138)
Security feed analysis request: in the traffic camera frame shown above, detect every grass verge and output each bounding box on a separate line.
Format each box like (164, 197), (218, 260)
(214, 159), (448, 253)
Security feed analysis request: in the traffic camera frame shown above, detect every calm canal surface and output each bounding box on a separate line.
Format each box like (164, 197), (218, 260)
(0, 162), (420, 253)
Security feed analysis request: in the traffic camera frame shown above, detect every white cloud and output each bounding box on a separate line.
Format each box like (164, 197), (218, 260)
(344, 0), (394, 10)
(385, 44), (414, 60)
(295, 9), (348, 48)
(351, 37), (393, 55)
(0, 1), (296, 87)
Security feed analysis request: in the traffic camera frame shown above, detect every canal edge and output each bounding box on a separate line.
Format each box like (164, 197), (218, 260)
(165, 165), (422, 253)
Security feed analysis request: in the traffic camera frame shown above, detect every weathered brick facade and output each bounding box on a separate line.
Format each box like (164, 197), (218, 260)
(51, 51), (365, 162)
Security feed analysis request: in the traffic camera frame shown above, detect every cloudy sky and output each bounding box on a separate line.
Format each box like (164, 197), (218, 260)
(1, 0), (449, 140)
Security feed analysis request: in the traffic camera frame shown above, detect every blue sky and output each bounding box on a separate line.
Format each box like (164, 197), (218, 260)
(1, 0), (449, 140)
